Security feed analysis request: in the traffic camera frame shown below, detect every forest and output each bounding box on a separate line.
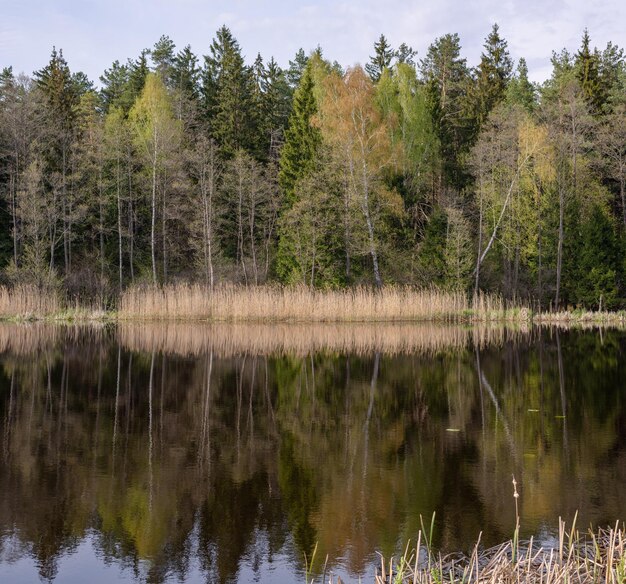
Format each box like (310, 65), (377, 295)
(0, 25), (624, 309)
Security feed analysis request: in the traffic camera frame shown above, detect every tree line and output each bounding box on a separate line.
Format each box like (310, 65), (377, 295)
(0, 25), (624, 308)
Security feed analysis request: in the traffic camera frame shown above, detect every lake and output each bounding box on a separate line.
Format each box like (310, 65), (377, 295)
(0, 323), (625, 583)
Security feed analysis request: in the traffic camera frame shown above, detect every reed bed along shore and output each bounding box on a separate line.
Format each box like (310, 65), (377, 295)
(118, 284), (516, 323)
(2, 283), (626, 326)
(0, 284), (61, 319)
(373, 519), (625, 584)
(0, 285), (107, 322)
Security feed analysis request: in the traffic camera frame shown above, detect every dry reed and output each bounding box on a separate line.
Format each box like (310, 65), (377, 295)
(118, 284), (517, 323)
(0, 285), (60, 319)
(376, 519), (626, 584)
(4, 283), (626, 327)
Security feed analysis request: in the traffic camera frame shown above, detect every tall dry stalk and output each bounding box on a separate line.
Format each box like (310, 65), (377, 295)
(118, 284), (519, 323)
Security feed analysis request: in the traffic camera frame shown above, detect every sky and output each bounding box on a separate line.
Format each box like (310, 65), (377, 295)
(0, 0), (624, 84)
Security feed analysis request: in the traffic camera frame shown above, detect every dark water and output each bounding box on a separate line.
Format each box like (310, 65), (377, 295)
(0, 323), (625, 583)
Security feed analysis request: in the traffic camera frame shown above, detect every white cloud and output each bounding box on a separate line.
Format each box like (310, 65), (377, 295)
(0, 0), (623, 82)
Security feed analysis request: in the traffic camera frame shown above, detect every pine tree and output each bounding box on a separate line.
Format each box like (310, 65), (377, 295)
(151, 35), (176, 88)
(34, 47), (79, 130)
(173, 45), (199, 97)
(118, 51), (150, 113)
(172, 45), (200, 125)
(365, 34), (394, 82)
(278, 63), (321, 206)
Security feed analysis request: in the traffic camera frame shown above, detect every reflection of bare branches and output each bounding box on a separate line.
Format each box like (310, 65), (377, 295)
(475, 348), (519, 464)
(148, 352), (155, 513)
(556, 330), (569, 457)
(112, 346), (121, 465)
(198, 352), (213, 470)
(3, 372), (14, 462)
(362, 353), (380, 482)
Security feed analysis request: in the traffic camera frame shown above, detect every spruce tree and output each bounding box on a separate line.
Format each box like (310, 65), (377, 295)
(576, 204), (619, 308)
(173, 45), (200, 98)
(287, 48), (308, 89)
(365, 34), (394, 82)
(473, 24), (513, 126)
(421, 33), (471, 190)
(202, 26), (258, 157)
(257, 57), (291, 161)
(575, 29), (601, 112)
(278, 64), (321, 206)
(100, 60), (129, 112)
(506, 58), (535, 111)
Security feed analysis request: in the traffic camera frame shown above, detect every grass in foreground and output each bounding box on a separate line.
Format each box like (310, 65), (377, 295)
(370, 519), (625, 584)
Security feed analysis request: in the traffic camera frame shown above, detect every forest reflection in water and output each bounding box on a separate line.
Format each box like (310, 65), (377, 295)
(0, 323), (625, 583)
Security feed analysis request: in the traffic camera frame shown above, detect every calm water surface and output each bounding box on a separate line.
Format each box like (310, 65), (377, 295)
(0, 323), (625, 583)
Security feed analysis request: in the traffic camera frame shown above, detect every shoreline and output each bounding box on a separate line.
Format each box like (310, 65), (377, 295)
(2, 284), (626, 325)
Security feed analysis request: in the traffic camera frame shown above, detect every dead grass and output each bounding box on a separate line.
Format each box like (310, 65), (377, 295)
(537, 310), (626, 326)
(118, 284), (518, 323)
(4, 283), (626, 326)
(375, 519), (626, 584)
(0, 285), (107, 321)
(0, 285), (61, 319)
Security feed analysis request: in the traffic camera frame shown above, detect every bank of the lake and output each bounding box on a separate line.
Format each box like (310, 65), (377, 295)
(3, 283), (626, 325)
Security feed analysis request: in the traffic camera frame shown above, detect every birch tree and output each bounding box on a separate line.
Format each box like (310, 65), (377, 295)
(129, 73), (182, 284)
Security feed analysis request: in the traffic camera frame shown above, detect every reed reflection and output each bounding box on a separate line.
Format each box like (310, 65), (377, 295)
(0, 323), (625, 583)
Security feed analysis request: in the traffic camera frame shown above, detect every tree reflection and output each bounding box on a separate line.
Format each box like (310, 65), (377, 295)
(0, 325), (625, 582)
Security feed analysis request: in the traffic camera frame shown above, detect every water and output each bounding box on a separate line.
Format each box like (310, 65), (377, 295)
(0, 323), (625, 583)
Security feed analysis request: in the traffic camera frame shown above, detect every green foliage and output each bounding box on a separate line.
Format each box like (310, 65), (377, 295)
(202, 26), (258, 157)
(416, 208), (447, 286)
(278, 63), (321, 207)
(506, 58), (536, 111)
(255, 56), (292, 161)
(575, 204), (619, 308)
(421, 33), (472, 189)
(0, 28), (624, 306)
(473, 24), (514, 125)
(150, 34), (176, 87)
(276, 153), (345, 287)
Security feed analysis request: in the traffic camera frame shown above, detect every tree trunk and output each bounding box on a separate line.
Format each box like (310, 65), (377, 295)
(360, 161), (382, 288)
(474, 179), (484, 296)
(150, 149), (158, 286)
(117, 155), (123, 293)
(127, 154), (135, 284)
(555, 183), (564, 310)
(237, 170), (247, 285)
